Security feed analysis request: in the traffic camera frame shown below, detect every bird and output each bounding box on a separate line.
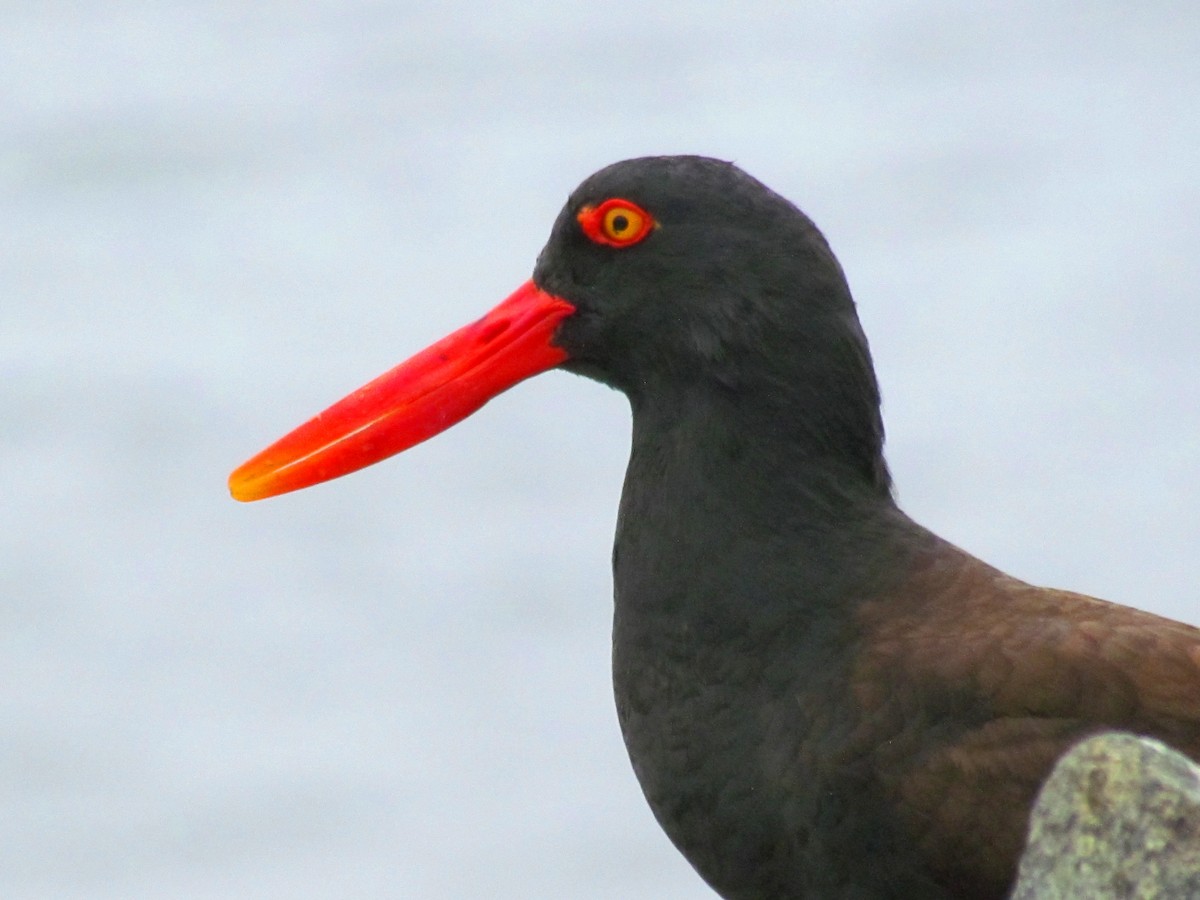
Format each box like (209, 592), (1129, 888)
(229, 156), (1200, 899)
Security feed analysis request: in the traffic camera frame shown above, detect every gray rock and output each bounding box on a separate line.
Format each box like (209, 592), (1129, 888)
(1012, 732), (1200, 899)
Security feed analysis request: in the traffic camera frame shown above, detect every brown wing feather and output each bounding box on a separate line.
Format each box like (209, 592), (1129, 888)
(853, 538), (1200, 896)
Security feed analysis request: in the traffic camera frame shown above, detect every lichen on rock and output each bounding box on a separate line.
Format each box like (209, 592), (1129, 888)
(1012, 732), (1200, 899)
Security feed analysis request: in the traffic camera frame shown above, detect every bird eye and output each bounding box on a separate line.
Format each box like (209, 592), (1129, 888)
(577, 198), (655, 248)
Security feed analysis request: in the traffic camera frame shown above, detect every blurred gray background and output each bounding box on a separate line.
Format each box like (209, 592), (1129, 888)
(3, 3), (1198, 898)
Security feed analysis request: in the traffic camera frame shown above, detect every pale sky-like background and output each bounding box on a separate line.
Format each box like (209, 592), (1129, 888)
(4, 4), (1199, 898)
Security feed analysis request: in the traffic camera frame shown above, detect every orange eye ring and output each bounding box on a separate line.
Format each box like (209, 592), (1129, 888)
(577, 198), (656, 248)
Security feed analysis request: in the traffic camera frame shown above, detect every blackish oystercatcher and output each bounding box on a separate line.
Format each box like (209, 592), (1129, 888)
(230, 156), (1200, 899)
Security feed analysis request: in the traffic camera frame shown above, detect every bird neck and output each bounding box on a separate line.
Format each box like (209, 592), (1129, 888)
(614, 384), (908, 631)
(625, 381), (893, 526)
(609, 384), (925, 766)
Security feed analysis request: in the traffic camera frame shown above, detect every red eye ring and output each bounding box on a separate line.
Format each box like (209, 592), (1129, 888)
(577, 198), (656, 248)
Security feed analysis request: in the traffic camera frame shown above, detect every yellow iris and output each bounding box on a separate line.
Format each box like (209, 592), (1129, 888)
(603, 205), (644, 242)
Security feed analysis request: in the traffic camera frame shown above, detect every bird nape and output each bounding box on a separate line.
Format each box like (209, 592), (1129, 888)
(229, 155), (1200, 899)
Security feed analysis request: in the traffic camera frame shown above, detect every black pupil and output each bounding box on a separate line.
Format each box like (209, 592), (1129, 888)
(611, 214), (629, 234)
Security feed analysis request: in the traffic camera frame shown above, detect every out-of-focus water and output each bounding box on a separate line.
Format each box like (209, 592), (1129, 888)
(3, 4), (1198, 897)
